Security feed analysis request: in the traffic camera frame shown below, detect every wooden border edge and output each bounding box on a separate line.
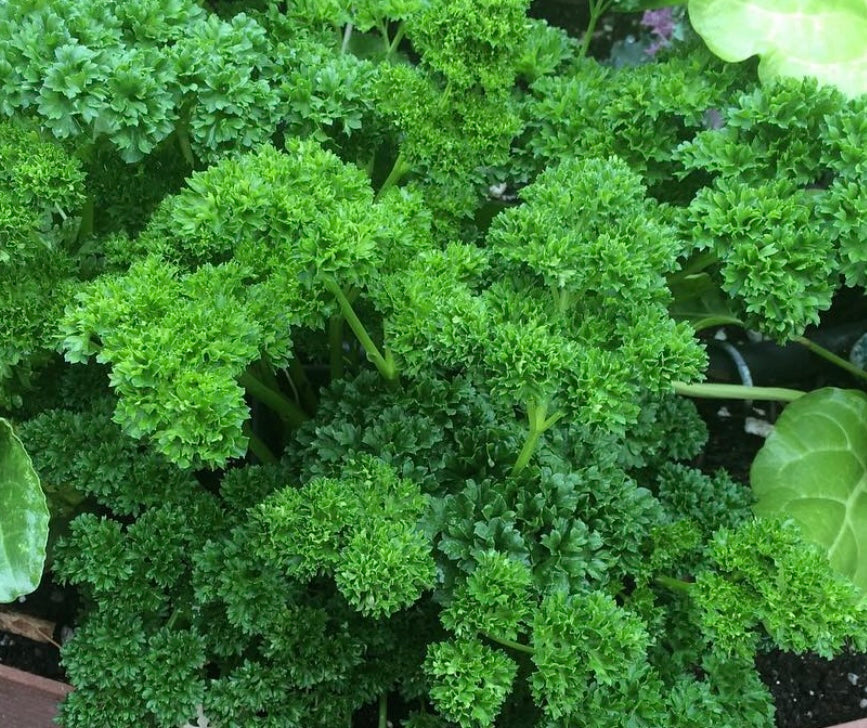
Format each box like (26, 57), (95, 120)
(0, 663), (72, 698)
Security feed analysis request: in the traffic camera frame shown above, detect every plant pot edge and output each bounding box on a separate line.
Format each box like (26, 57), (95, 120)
(0, 662), (71, 696)
(0, 663), (71, 727)
(1, 664), (866, 728)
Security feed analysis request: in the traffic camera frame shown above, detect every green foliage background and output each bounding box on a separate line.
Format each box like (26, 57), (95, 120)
(0, 0), (865, 725)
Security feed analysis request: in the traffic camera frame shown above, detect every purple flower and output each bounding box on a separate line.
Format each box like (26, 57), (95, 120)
(641, 8), (677, 56)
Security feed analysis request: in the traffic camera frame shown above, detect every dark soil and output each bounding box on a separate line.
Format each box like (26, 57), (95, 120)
(0, 574), (72, 682)
(758, 649), (867, 728)
(0, 630), (63, 681)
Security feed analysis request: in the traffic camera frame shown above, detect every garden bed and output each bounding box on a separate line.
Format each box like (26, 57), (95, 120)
(1, 0), (866, 726)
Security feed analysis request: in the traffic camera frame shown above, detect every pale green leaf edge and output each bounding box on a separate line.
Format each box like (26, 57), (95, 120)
(688, 0), (867, 98)
(0, 418), (49, 602)
(751, 387), (867, 592)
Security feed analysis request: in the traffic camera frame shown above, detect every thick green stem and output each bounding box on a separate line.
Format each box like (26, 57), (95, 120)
(253, 358), (281, 393)
(674, 382), (806, 401)
(437, 79), (454, 108)
(378, 693), (388, 728)
(166, 609), (181, 630)
(482, 631), (535, 655)
(512, 400), (564, 475)
(794, 336), (867, 384)
(656, 575), (693, 594)
(578, 0), (613, 59)
(77, 195), (94, 241)
(175, 120), (195, 167)
(324, 279), (399, 382)
(239, 371), (309, 426)
(378, 20), (391, 53)
(289, 356), (318, 413)
(513, 427), (543, 476)
(376, 150), (410, 199)
(550, 284), (572, 316)
(684, 314), (745, 332)
(669, 250), (719, 284)
(363, 150), (377, 177)
(387, 21), (406, 56)
(243, 423), (278, 464)
(329, 315), (346, 380)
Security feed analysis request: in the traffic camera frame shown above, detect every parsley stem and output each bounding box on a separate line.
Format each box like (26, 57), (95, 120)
(669, 250), (719, 283)
(387, 22), (406, 56)
(378, 21), (391, 53)
(253, 357), (281, 392)
(329, 315), (345, 380)
(513, 399), (564, 475)
(341, 22), (353, 54)
(579, 0), (613, 59)
(378, 693), (388, 728)
(793, 336), (867, 383)
(482, 631), (534, 655)
(286, 355), (318, 413)
(683, 315), (745, 332)
(376, 150), (409, 198)
(656, 575), (693, 594)
(77, 196), (94, 241)
(243, 423), (278, 464)
(239, 371), (309, 426)
(550, 284), (573, 315)
(364, 150), (376, 176)
(175, 121), (195, 167)
(673, 382), (805, 401)
(514, 429), (541, 475)
(325, 279), (399, 382)
(166, 609), (180, 630)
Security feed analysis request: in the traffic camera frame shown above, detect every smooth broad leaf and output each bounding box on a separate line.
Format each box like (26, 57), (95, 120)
(688, 0), (867, 98)
(0, 418), (49, 602)
(751, 388), (867, 591)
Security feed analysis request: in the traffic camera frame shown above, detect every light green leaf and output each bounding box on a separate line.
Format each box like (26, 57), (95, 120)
(0, 418), (49, 602)
(751, 388), (867, 591)
(688, 0), (867, 98)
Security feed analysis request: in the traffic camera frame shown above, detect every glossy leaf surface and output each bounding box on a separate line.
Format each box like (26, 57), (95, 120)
(0, 418), (49, 602)
(751, 388), (867, 591)
(689, 0), (867, 98)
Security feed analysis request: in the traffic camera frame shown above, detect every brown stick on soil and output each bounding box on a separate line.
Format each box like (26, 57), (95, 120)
(0, 610), (60, 648)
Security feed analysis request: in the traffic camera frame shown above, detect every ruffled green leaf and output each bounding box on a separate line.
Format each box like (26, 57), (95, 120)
(425, 638), (517, 728)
